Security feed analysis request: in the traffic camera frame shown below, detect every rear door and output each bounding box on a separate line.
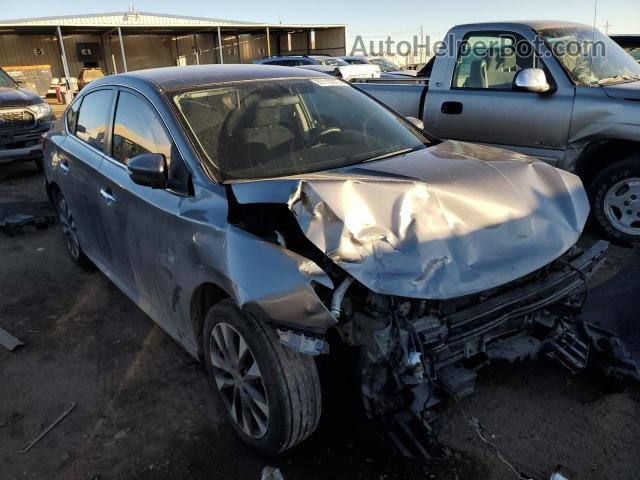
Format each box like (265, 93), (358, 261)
(56, 88), (115, 264)
(95, 88), (194, 335)
(427, 30), (575, 164)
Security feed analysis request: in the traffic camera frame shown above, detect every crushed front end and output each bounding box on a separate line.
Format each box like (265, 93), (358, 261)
(331, 241), (608, 457)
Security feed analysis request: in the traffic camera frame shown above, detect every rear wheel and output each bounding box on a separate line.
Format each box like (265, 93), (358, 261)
(203, 299), (321, 454)
(590, 157), (640, 246)
(56, 192), (91, 267)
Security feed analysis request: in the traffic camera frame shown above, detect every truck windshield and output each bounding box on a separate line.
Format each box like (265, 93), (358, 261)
(0, 68), (17, 88)
(173, 78), (431, 181)
(539, 26), (640, 86)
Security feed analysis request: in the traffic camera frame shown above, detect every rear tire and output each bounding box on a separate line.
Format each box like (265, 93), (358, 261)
(203, 299), (321, 454)
(589, 157), (640, 246)
(55, 192), (92, 267)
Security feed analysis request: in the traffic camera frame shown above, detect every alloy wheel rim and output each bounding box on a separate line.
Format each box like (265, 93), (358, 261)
(58, 197), (80, 259)
(604, 177), (640, 236)
(209, 322), (270, 438)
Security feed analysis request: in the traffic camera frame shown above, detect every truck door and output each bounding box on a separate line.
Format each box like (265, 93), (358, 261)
(427, 30), (575, 165)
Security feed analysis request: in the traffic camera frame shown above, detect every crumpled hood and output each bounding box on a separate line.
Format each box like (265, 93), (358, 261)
(602, 80), (640, 101)
(231, 140), (590, 299)
(0, 86), (42, 107)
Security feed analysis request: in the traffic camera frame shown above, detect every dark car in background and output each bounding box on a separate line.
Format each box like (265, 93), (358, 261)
(43, 64), (616, 456)
(0, 66), (54, 170)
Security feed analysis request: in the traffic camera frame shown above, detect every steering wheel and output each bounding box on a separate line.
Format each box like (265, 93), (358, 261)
(571, 61), (596, 84)
(307, 127), (342, 146)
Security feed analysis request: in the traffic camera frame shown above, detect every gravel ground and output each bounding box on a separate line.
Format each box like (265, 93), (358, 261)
(1, 162), (639, 480)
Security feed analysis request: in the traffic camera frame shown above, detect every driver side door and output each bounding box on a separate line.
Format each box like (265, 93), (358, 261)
(429, 30), (576, 165)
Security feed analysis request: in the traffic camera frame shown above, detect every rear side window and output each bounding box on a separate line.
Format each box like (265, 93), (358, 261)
(75, 89), (114, 152)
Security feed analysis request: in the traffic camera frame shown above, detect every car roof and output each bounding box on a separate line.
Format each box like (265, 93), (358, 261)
(453, 20), (593, 32)
(93, 64), (328, 92)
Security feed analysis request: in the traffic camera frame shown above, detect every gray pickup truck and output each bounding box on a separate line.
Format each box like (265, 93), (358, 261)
(0, 66), (54, 170)
(356, 21), (640, 245)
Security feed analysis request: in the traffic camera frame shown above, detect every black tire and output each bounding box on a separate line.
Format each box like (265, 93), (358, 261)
(589, 157), (640, 246)
(34, 158), (44, 172)
(55, 191), (92, 267)
(203, 299), (321, 454)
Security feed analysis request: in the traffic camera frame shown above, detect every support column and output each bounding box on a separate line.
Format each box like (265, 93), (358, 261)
(266, 27), (271, 57)
(56, 26), (73, 104)
(236, 34), (241, 63)
(117, 27), (128, 72)
(217, 27), (224, 64)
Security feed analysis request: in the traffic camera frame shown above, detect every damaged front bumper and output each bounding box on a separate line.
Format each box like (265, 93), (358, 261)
(345, 240), (610, 458)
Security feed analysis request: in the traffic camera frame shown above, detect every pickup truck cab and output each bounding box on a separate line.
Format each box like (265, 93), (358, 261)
(357, 21), (640, 245)
(0, 66), (54, 170)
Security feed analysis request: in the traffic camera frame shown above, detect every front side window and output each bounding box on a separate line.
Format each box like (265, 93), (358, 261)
(111, 91), (171, 165)
(112, 91), (191, 193)
(539, 27), (640, 86)
(66, 99), (81, 133)
(75, 89), (114, 152)
(173, 78), (432, 181)
(452, 32), (541, 89)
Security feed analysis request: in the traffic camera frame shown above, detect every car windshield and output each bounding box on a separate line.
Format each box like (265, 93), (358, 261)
(539, 27), (640, 86)
(0, 68), (16, 88)
(173, 77), (431, 181)
(369, 58), (400, 72)
(315, 57), (349, 66)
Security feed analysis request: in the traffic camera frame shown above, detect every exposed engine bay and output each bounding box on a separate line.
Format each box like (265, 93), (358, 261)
(226, 188), (639, 457)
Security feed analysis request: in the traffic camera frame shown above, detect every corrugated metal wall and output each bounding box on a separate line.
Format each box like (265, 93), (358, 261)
(314, 27), (346, 56)
(0, 27), (346, 80)
(0, 33), (109, 78)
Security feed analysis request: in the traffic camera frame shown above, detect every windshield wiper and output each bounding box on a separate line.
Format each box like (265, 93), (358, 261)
(364, 147), (415, 163)
(597, 74), (640, 86)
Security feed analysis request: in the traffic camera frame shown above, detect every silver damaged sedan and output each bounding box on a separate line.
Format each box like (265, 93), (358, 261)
(43, 65), (617, 455)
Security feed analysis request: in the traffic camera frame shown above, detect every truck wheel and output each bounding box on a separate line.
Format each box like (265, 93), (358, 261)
(203, 299), (321, 454)
(56, 192), (92, 267)
(589, 157), (640, 246)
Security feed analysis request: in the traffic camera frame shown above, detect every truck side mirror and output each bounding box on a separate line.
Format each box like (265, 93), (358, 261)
(513, 68), (551, 93)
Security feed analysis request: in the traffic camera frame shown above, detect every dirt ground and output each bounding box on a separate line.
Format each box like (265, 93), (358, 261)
(1, 162), (639, 480)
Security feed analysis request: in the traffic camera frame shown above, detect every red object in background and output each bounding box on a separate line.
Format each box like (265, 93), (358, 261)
(55, 85), (63, 104)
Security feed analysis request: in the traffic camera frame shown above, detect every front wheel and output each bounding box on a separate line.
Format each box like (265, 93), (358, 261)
(203, 299), (322, 454)
(590, 158), (640, 246)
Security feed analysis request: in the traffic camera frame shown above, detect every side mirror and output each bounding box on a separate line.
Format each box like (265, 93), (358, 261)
(513, 68), (551, 93)
(405, 116), (424, 129)
(128, 153), (168, 188)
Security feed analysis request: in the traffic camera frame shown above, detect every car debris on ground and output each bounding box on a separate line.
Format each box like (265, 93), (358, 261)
(0, 213), (54, 237)
(19, 402), (76, 454)
(0, 325), (24, 351)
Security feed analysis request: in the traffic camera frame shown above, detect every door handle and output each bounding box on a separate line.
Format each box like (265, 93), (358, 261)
(99, 188), (117, 206)
(59, 160), (70, 174)
(441, 101), (463, 115)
